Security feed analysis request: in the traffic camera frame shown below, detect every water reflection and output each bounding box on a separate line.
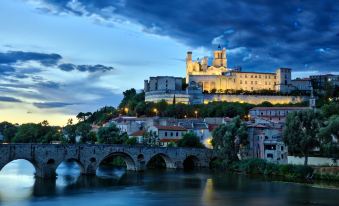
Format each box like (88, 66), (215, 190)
(0, 160), (339, 206)
(0, 159), (35, 202)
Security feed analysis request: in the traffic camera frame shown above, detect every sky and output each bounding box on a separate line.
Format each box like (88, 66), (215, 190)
(0, 0), (338, 125)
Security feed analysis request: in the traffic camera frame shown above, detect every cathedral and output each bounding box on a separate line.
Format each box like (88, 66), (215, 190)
(144, 47), (311, 105)
(186, 46), (295, 94)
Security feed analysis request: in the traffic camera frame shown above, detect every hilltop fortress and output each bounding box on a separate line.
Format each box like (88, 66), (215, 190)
(145, 47), (311, 105)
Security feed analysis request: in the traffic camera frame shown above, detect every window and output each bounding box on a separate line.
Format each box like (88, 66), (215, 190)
(281, 146), (284, 151)
(245, 75), (247, 78)
(255, 75), (257, 78)
(259, 75), (261, 78)
(165, 132), (167, 137)
(240, 80), (242, 84)
(267, 154), (273, 158)
(251, 75), (253, 78)
(245, 81), (247, 84)
(176, 132), (179, 136)
(251, 81), (253, 85)
(170, 132), (173, 136)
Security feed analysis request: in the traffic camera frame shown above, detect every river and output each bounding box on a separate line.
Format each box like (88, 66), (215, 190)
(0, 160), (338, 206)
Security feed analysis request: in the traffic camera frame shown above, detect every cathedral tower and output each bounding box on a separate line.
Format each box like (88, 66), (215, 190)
(212, 46), (227, 67)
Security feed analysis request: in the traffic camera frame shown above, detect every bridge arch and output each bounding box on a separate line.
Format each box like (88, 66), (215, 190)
(98, 152), (136, 171)
(56, 158), (85, 175)
(146, 153), (175, 169)
(183, 155), (200, 170)
(0, 158), (38, 174)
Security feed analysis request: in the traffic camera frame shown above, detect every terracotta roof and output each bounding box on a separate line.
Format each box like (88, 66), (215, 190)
(160, 138), (180, 142)
(130, 130), (145, 136)
(155, 125), (187, 131)
(250, 107), (309, 111)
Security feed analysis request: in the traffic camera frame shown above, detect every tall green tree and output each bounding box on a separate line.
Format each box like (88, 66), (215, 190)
(283, 110), (323, 165)
(76, 122), (92, 143)
(212, 116), (248, 164)
(63, 119), (77, 143)
(318, 115), (339, 160)
(97, 124), (128, 144)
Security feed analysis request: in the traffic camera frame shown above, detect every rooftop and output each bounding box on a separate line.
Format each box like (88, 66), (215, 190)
(155, 125), (187, 131)
(130, 130), (146, 136)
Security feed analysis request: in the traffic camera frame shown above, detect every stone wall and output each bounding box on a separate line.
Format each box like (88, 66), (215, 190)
(203, 94), (308, 104)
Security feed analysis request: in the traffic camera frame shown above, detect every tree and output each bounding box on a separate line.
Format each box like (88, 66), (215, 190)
(63, 120), (77, 143)
(13, 123), (39, 143)
(321, 102), (339, 118)
(143, 131), (159, 146)
(97, 124), (128, 144)
(76, 123), (92, 143)
(283, 110), (323, 165)
(125, 137), (137, 145)
(76, 112), (86, 122)
(177, 132), (205, 148)
(212, 116), (248, 164)
(318, 115), (339, 160)
(0, 121), (17, 142)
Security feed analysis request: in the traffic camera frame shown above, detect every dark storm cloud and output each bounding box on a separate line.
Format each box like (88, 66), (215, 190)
(39, 0), (339, 72)
(33, 102), (76, 108)
(0, 51), (62, 66)
(0, 51), (115, 74)
(0, 96), (22, 103)
(59, 63), (114, 72)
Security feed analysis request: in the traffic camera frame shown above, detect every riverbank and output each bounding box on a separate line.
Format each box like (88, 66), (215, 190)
(213, 158), (339, 183)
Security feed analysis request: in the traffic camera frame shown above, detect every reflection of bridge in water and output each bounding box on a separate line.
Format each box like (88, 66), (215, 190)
(0, 144), (216, 178)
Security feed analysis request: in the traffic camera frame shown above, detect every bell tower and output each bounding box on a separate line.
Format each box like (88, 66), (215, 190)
(212, 45), (227, 67)
(186, 51), (193, 83)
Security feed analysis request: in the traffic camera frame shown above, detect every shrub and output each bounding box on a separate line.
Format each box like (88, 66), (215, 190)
(229, 159), (314, 179)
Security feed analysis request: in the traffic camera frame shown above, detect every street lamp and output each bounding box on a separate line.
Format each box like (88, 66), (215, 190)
(124, 107), (129, 114)
(153, 108), (158, 116)
(194, 110), (198, 118)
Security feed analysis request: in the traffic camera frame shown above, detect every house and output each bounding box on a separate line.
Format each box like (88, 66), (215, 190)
(177, 120), (212, 148)
(249, 107), (309, 123)
(247, 122), (288, 164)
(109, 116), (146, 135)
(129, 130), (146, 144)
(148, 125), (187, 147)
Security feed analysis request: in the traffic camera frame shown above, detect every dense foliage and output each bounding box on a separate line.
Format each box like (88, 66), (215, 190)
(97, 124), (128, 144)
(116, 88), (307, 119)
(177, 132), (205, 148)
(283, 110), (324, 165)
(0, 121), (18, 142)
(212, 116), (248, 165)
(229, 158), (314, 180)
(12, 121), (62, 143)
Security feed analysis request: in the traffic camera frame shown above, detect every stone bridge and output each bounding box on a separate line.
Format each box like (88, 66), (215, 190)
(0, 144), (216, 178)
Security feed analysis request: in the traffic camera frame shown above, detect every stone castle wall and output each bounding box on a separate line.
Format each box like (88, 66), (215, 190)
(203, 94), (308, 104)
